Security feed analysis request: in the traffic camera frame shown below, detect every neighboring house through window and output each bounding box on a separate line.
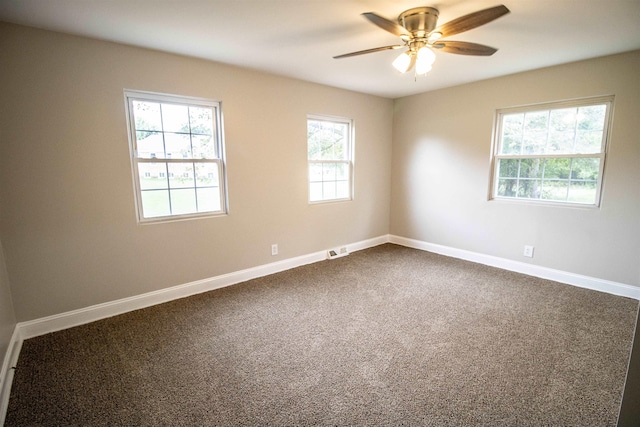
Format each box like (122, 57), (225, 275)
(124, 90), (227, 222)
(490, 96), (613, 206)
(307, 115), (353, 203)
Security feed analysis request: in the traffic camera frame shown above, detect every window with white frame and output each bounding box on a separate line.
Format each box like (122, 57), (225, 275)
(490, 96), (613, 206)
(307, 115), (353, 202)
(125, 90), (227, 222)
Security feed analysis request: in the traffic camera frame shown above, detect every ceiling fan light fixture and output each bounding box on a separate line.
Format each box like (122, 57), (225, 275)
(392, 51), (413, 73)
(428, 31), (442, 42)
(417, 46), (436, 65)
(415, 46), (436, 75)
(335, 5), (510, 79)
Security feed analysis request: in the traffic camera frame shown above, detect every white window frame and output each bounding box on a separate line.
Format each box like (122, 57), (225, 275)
(124, 90), (228, 223)
(307, 114), (354, 203)
(489, 96), (613, 207)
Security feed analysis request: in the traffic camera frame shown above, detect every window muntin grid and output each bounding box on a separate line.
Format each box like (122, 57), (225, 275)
(491, 97), (612, 206)
(125, 90), (227, 222)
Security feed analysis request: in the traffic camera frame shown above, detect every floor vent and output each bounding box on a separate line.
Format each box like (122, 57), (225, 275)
(327, 247), (349, 260)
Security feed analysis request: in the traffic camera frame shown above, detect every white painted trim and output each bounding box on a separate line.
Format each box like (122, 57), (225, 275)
(389, 235), (640, 300)
(17, 236), (388, 340)
(346, 235), (388, 253)
(0, 326), (22, 426)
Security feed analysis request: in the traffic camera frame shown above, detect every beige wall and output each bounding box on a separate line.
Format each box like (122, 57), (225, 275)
(0, 239), (16, 362)
(391, 51), (640, 286)
(0, 22), (638, 319)
(0, 23), (393, 321)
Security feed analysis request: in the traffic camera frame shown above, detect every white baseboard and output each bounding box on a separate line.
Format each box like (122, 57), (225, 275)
(0, 326), (22, 426)
(2, 233), (637, 423)
(14, 232), (639, 340)
(389, 235), (640, 301)
(18, 235), (389, 340)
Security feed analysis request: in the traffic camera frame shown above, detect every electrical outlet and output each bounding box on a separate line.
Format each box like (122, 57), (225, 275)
(523, 245), (534, 258)
(271, 244), (278, 256)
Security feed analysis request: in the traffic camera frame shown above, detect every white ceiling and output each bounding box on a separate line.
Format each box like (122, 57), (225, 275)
(1, 0), (639, 99)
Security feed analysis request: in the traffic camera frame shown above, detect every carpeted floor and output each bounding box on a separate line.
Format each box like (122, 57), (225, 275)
(5, 244), (638, 426)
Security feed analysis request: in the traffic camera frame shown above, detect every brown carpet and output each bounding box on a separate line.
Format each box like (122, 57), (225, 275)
(5, 244), (638, 426)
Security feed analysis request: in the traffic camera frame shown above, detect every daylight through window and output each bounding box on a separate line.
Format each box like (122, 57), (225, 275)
(490, 96), (613, 206)
(307, 115), (353, 203)
(125, 90), (227, 222)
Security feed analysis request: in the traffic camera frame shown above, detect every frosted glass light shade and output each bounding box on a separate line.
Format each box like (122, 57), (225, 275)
(415, 47), (436, 75)
(392, 52), (412, 73)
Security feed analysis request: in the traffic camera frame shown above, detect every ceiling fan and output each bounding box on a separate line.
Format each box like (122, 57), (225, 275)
(334, 5), (510, 76)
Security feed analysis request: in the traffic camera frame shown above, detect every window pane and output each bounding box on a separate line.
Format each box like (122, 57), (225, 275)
(336, 163), (348, 180)
(136, 131), (164, 158)
(333, 137), (348, 160)
(497, 179), (517, 197)
(577, 105), (606, 131)
(543, 158), (570, 179)
(161, 104), (190, 133)
(524, 111), (548, 131)
(320, 141), (336, 161)
(336, 181), (349, 199)
(196, 187), (221, 212)
(308, 137), (322, 161)
(138, 163), (168, 190)
(517, 180), (541, 199)
(500, 114), (523, 154)
(309, 182), (322, 201)
(568, 181), (597, 204)
(309, 163), (322, 182)
(164, 133), (192, 159)
(170, 189), (197, 215)
(196, 163), (219, 187)
(323, 163), (337, 181)
(498, 159), (518, 178)
(541, 180), (569, 201)
(548, 129), (575, 154)
(192, 135), (216, 159)
(522, 131), (547, 154)
(323, 182), (336, 199)
(519, 159), (543, 179)
(571, 158), (599, 180)
(501, 135), (522, 155)
(307, 120), (348, 160)
(189, 107), (214, 135)
(549, 108), (577, 132)
(141, 190), (170, 218)
(168, 163), (194, 189)
(132, 101), (162, 131)
(575, 130), (603, 153)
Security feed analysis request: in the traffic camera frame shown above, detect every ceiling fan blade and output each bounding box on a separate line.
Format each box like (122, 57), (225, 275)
(432, 41), (498, 56)
(362, 12), (410, 37)
(433, 5), (509, 38)
(334, 45), (404, 59)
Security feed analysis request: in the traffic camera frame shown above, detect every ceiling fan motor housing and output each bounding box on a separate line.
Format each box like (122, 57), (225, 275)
(398, 7), (439, 37)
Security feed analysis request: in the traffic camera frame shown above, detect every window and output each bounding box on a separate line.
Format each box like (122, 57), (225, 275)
(307, 115), (353, 202)
(490, 96), (613, 206)
(125, 90), (227, 222)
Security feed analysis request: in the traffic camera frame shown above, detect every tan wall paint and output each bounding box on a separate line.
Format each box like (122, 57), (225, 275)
(0, 23), (393, 321)
(391, 50), (640, 286)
